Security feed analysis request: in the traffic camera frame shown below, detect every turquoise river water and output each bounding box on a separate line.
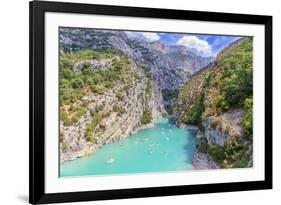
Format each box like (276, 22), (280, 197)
(60, 118), (197, 177)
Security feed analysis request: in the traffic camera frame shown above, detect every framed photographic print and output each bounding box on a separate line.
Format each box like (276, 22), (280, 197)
(29, 0), (272, 204)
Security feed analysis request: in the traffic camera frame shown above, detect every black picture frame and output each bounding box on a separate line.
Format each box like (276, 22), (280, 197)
(29, 0), (272, 204)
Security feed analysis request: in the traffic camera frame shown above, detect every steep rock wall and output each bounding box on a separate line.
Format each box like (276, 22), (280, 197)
(60, 57), (165, 162)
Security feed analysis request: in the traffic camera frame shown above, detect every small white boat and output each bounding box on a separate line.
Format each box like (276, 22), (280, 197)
(163, 150), (169, 156)
(143, 137), (148, 142)
(107, 157), (115, 164)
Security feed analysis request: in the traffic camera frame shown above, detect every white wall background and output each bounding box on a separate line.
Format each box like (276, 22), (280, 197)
(0, 0), (279, 204)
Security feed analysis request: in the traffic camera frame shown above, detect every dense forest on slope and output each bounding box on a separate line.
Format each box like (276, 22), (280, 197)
(175, 38), (253, 168)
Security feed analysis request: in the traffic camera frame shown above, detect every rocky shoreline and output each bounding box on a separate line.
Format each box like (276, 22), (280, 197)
(130, 122), (155, 135)
(191, 131), (220, 169)
(61, 123), (156, 164)
(192, 152), (220, 170)
(176, 122), (199, 131)
(175, 123), (220, 170)
(190, 110), (246, 169)
(174, 122), (212, 170)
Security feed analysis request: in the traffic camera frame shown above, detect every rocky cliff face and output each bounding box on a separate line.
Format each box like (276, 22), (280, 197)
(191, 109), (246, 169)
(175, 38), (253, 169)
(60, 51), (165, 162)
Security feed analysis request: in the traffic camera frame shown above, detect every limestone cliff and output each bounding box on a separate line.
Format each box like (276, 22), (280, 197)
(59, 50), (165, 162)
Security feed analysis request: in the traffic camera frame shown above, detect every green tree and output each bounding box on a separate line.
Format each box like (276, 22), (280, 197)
(241, 97), (253, 138)
(141, 110), (152, 124)
(71, 78), (84, 89)
(222, 39), (253, 106)
(215, 95), (230, 112)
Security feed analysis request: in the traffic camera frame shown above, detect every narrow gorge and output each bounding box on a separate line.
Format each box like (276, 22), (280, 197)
(59, 28), (253, 176)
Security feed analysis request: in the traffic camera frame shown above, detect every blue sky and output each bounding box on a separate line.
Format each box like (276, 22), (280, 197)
(160, 33), (239, 56)
(125, 31), (240, 57)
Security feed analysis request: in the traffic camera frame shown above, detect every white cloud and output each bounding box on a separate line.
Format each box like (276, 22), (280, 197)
(125, 31), (160, 42)
(142, 32), (160, 42)
(125, 31), (141, 39)
(177, 36), (212, 56)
